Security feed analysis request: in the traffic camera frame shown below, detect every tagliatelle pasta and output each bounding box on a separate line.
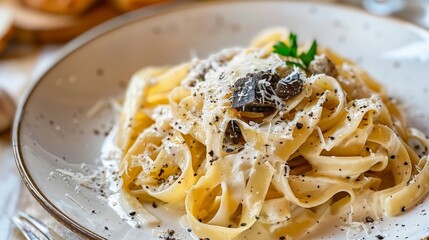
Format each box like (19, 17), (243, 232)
(116, 28), (429, 240)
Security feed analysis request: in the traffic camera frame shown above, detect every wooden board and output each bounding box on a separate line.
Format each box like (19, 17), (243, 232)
(3, 0), (120, 43)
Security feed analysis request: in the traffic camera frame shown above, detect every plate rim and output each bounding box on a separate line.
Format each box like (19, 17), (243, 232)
(12, 1), (429, 239)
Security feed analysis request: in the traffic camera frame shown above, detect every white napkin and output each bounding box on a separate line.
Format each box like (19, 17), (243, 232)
(0, 46), (59, 238)
(0, 139), (20, 240)
(0, 46), (59, 132)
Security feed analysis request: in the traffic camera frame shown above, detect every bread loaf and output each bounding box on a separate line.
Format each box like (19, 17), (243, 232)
(0, 89), (15, 133)
(19, 0), (98, 15)
(0, 6), (14, 53)
(10, 1), (118, 43)
(110, 0), (167, 12)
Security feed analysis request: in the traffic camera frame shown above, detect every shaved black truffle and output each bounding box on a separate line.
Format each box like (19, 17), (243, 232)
(276, 71), (304, 99)
(242, 104), (276, 112)
(232, 71), (280, 112)
(225, 120), (244, 144)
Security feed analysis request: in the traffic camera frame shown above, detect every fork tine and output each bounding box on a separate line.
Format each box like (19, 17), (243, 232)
(12, 216), (42, 240)
(18, 212), (50, 236)
(16, 211), (64, 240)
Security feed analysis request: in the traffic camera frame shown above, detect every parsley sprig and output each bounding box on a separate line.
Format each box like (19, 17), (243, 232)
(273, 32), (318, 69)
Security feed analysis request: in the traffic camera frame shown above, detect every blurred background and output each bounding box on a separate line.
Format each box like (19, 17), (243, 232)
(0, 0), (429, 239)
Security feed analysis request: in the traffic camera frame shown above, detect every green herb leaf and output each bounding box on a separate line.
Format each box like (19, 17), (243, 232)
(285, 61), (305, 69)
(273, 33), (318, 69)
(299, 40), (318, 66)
(273, 41), (290, 56)
(289, 32), (298, 58)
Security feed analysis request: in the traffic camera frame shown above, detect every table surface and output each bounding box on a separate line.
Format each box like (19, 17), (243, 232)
(1, 1), (429, 239)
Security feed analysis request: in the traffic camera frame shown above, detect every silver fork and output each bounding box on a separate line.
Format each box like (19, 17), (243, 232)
(12, 211), (64, 240)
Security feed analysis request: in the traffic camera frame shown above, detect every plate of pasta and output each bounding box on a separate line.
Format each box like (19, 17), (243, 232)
(14, 1), (429, 240)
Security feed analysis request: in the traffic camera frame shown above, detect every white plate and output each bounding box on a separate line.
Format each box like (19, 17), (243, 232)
(13, 1), (429, 239)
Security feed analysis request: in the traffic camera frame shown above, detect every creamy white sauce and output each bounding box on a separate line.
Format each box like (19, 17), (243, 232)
(100, 127), (194, 239)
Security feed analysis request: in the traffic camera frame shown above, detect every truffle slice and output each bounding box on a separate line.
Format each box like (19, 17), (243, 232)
(232, 71), (280, 112)
(276, 71), (304, 99)
(224, 120), (244, 144)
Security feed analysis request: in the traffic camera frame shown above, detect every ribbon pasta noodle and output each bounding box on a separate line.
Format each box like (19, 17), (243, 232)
(116, 28), (429, 239)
